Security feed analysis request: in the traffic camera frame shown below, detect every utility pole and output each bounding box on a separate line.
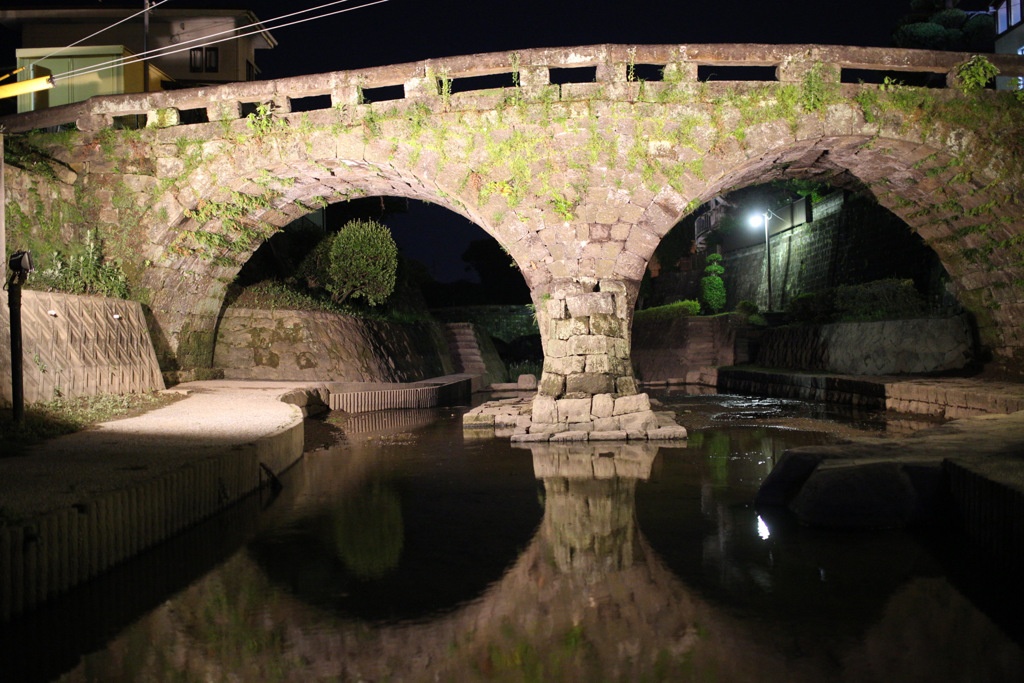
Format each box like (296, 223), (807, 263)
(143, 0), (151, 93)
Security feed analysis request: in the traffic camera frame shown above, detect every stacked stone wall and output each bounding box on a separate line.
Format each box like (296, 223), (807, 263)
(432, 305), (539, 343)
(724, 192), (945, 312)
(631, 316), (736, 382)
(213, 307), (453, 383)
(756, 315), (974, 375)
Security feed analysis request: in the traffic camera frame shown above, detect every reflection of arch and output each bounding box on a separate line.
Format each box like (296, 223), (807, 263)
(69, 443), (1023, 681)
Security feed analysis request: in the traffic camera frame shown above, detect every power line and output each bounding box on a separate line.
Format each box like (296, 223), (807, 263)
(51, 0), (388, 83)
(28, 0), (176, 69)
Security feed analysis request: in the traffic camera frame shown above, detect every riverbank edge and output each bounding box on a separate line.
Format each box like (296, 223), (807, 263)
(0, 375), (474, 623)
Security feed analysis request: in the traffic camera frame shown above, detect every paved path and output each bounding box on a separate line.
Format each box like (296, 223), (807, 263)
(0, 380), (326, 521)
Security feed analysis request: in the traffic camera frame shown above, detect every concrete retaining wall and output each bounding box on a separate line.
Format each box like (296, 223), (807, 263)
(0, 290), (164, 404)
(757, 315), (973, 375)
(0, 389), (308, 623)
(213, 307), (453, 383)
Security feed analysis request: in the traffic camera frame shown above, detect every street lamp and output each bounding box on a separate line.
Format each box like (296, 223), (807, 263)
(748, 209), (780, 312)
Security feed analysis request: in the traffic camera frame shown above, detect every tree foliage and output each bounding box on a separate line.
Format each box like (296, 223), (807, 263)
(700, 253), (727, 313)
(893, 2), (994, 52)
(323, 218), (398, 306)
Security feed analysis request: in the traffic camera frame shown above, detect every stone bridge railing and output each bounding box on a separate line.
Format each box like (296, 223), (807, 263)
(4, 43), (1024, 134)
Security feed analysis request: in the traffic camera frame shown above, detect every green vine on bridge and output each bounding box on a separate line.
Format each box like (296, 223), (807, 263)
(174, 189), (283, 259)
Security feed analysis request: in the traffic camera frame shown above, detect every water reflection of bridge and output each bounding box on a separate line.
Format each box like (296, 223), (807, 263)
(57, 437), (1023, 682)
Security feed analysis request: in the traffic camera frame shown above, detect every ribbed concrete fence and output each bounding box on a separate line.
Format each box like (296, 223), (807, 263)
(0, 291), (164, 404)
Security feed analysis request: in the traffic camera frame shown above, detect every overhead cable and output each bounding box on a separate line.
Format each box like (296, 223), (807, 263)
(52, 0), (387, 83)
(28, 0), (176, 68)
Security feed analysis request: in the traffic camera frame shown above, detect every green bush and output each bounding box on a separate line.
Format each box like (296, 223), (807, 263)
(325, 219), (398, 306)
(735, 300), (759, 317)
(931, 8), (967, 29)
(34, 230), (130, 299)
(788, 290), (836, 323)
(834, 278), (926, 321)
(787, 279), (927, 323)
(700, 254), (727, 313)
(634, 299), (701, 323)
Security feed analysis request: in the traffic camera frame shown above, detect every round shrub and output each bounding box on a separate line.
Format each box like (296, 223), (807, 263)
(931, 8), (967, 29)
(326, 219), (398, 306)
(736, 300), (760, 317)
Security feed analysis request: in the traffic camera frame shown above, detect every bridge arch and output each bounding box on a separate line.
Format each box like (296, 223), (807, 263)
(4, 44), (1024, 434)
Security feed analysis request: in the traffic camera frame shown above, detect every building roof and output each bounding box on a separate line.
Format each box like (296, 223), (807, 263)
(0, 6), (277, 50)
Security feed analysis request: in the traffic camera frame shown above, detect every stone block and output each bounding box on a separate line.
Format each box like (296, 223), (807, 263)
(592, 393), (615, 418)
(589, 314), (622, 337)
(566, 372), (616, 395)
(517, 374), (538, 390)
(614, 393), (651, 415)
(618, 409), (658, 433)
(539, 372), (565, 397)
(755, 451), (823, 507)
(590, 430), (629, 441)
(648, 426), (688, 440)
(532, 395), (557, 423)
(566, 292), (616, 317)
(593, 416), (621, 431)
(557, 397), (593, 423)
(550, 431), (590, 442)
(568, 334), (612, 355)
(546, 297), (568, 319)
(568, 421), (595, 432)
(617, 377), (638, 395)
(530, 421), (569, 435)
(585, 354), (614, 374)
(463, 412), (495, 426)
(789, 462), (924, 529)
(555, 317), (590, 340)
(547, 355), (586, 376)
(547, 339), (568, 358)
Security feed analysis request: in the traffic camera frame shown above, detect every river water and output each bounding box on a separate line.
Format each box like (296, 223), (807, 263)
(3, 392), (1023, 682)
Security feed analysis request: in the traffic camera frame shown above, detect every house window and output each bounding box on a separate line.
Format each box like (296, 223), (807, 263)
(204, 47), (219, 73)
(1019, 46), (1024, 90)
(189, 47), (219, 73)
(998, 0), (1023, 33)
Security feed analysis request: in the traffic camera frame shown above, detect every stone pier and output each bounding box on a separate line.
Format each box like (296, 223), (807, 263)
(463, 276), (687, 441)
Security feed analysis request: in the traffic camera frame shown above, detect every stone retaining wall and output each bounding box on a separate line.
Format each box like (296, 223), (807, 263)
(631, 316), (738, 382)
(718, 368), (1024, 419)
(1, 291), (164, 404)
(757, 315), (973, 375)
(213, 307), (453, 382)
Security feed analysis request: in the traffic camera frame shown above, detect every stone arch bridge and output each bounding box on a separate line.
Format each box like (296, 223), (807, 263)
(4, 43), (1024, 435)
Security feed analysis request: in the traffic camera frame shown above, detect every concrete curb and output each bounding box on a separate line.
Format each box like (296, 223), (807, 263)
(0, 383), (315, 623)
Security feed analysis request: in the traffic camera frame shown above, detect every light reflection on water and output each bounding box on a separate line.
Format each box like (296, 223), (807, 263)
(4, 396), (1023, 682)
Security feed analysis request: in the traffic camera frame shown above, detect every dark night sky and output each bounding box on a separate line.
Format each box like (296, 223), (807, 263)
(0, 1), (996, 283)
(232, 0), (991, 80)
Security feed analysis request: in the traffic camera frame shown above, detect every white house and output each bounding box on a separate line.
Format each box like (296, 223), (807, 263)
(0, 6), (276, 113)
(995, 0), (1024, 89)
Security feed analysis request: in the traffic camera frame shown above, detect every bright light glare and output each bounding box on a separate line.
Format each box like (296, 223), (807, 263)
(748, 213), (764, 228)
(757, 515), (771, 540)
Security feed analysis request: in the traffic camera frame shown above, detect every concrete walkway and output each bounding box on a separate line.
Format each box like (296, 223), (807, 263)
(0, 380), (328, 522)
